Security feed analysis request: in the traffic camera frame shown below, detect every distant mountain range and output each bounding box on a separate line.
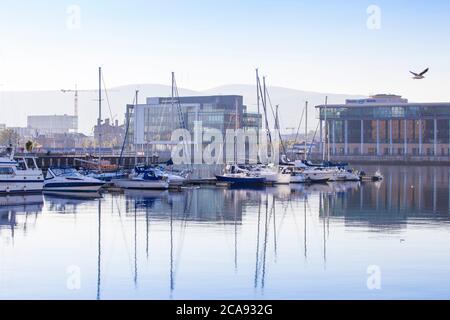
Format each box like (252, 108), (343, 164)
(0, 84), (364, 135)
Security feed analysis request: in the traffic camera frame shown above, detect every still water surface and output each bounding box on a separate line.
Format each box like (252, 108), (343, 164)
(1, 166), (450, 300)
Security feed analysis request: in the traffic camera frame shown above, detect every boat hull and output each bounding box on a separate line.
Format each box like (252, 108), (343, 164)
(215, 175), (266, 185)
(113, 179), (169, 190)
(303, 171), (335, 183)
(43, 182), (104, 193)
(263, 173), (291, 184)
(0, 180), (44, 194)
(290, 174), (306, 183)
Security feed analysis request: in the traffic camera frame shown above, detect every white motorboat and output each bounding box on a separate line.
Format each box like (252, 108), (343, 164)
(44, 167), (105, 192)
(243, 164), (291, 184)
(329, 169), (361, 182)
(0, 148), (44, 194)
(302, 167), (336, 183)
(113, 167), (169, 190)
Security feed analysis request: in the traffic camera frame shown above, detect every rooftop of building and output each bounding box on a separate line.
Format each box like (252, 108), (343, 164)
(316, 94), (450, 108)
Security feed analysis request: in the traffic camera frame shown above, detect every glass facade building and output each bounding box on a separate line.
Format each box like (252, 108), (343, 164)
(126, 95), (262, 157)
(317, 95), (450, 156)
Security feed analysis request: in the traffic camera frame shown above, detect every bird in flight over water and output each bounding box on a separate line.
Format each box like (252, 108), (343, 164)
(410, 68), (429, 79)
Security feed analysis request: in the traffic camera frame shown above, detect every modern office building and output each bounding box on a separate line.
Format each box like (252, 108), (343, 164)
(126, 95), (262, 157)
(316, 94), (450, 157)
(27, 115), (78, 135)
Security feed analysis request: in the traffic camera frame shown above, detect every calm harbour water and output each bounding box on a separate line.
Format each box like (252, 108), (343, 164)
(1, 165), (450, 300)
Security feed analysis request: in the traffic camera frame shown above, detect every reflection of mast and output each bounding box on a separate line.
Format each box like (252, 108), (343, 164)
(254, 201), (261, 289)
(272, 196), (277, 262)
(234, 200), (238, 272)
(134, 201), (138, 288)
(261, 194), (269, 290)
(321, 193), (327, 270)
(146, 204), (150, 260)
(170, 202), (174, 297)
(96, 199), (101, 300)
(304, 195), (307, 261)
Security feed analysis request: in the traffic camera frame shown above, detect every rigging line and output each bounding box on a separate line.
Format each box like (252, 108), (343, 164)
(294, 104), (306, 144)
(118, 93), (136, 170)
(264, 85), (287, 156)
(307, 121), (321, 158)
(258, 77), (273, 151)
(101, 74), (115, 122)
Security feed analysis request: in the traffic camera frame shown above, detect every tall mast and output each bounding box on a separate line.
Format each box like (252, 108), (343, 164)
(262, 76), (273, 157)
(98, 67), (102, 165)
(134, 90), (139, 166)
(235, 98), (238, 164)
(256, 69), (260, 163)
(322, 96), (329, 162)
(304, 101), (308, 160)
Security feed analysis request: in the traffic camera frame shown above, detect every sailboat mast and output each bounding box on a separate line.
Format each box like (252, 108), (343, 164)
(322, 96), (328, 162)
(134, 90), (139, 166)
(256, 69), (260, 163)
(98, 67), (102, 166)
(235, 98), (238, 164)
(304, 101), (308, 161)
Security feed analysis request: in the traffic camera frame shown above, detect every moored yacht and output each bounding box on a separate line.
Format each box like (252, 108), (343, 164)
(44, 167), (105, 192)
(216, 164), (266, 186)
(113, 166), (169, 190)
(0, 147), (44, 194)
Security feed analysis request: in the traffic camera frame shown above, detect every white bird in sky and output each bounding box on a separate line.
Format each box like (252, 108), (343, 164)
(410, 68), (429, 79)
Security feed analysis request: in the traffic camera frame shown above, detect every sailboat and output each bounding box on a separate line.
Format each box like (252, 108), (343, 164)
(216, 164), (266, 185)
(215, 93), (266, 186)
(242, 70), (291, 184)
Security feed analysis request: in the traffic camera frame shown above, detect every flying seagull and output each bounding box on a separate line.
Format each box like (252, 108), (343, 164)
(410, 68), (429, 79)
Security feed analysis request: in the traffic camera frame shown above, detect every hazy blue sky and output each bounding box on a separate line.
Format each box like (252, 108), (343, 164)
(0, 0), (449, 101)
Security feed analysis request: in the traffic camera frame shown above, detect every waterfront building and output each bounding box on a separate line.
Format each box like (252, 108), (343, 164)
(126, 95), (262, 161)
(93, 118), (125, 148)
(27, 115), (78, 135)
(316, 94), (450, 157)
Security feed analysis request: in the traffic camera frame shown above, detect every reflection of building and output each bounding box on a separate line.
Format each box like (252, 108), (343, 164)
(126, 96), (262, 156)
(316, 94), (450, 157)
(320, 167), (450, 230)
(27, 115), (78, 135)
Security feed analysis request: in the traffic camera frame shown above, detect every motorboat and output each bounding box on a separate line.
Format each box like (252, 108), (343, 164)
(302, 167), (336, 183)
(372, 170), (384, 181)
(329, 168), (361, 182)
(113, 166), (169, 190)
(44, 167), (105, 192)
(0, 147), (44, 194)
(247, 164), (291, 184)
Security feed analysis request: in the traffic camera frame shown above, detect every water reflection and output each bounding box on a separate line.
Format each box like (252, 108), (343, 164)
(1, 166), (450, 299)
(0, 194), (42, 241)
